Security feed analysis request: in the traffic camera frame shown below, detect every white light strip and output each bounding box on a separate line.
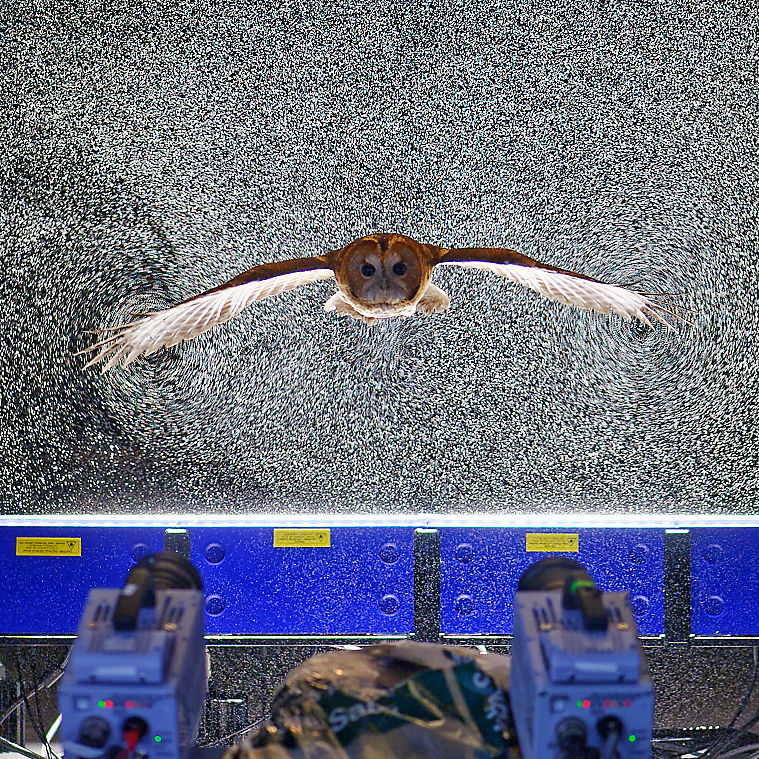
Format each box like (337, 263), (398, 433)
(0, 513), (758, 528)
(46, 713), (63, 743)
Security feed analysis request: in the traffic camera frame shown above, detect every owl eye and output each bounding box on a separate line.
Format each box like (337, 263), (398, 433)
(361, 264), (376, 277)
(392, 262), (407, 276)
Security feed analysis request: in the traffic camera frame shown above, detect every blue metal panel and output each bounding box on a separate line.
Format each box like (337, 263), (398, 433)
(691, 527), (759, 636)
(1, 526), (163, 635)
(191, 527), (414, 634)
(440, 528), (665, 636)
(0, 526), (414, 635)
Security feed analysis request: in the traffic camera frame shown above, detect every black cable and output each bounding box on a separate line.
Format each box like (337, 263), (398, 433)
(0, 651), (69, 728)
(652, 727), (759, 759)
(725, 713), (759, 759)
(702, 649), (759, 759)
(18, 657), (52, 759)
(707, 718), (759, 757)
(27, 655), (52, 759)
(12, 651), (61, 759)
(711, 703), (759, 759)
(13, 654), (43, 740)
(727, 654), (759, 731)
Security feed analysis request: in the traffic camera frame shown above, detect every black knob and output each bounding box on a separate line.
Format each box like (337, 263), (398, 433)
(597, 715), (624, 739)
(122, 716), (149, 739)
(557, 718), (588, 759)
(78, 716), (111, 749)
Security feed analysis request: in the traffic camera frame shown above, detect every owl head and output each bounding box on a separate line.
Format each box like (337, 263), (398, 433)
(337, 233), (433, 316)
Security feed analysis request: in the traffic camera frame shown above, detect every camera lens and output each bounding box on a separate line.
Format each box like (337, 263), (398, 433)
(518, 557), (594, 592)
(135, 551), (203, 591)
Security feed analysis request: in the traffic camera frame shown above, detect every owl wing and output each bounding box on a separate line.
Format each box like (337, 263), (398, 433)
(78, 257), (335, 371)
(435, 246), (678, 328)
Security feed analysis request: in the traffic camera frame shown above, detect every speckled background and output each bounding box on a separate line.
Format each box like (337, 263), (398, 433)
(2, 0), (758, 514)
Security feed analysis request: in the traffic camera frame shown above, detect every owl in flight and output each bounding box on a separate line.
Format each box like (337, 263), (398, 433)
(80, 233), (679, 371)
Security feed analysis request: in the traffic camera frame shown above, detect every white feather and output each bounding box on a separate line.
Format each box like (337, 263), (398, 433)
(441, 261), (674, 328)
(81, 268), (335, 371)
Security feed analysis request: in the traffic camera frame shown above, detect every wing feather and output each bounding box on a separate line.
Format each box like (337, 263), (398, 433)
(78, 259), (335, 371)
(440, 259), (675, 328)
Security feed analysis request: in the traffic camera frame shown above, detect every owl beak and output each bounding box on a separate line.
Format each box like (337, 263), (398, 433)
(375, 277), (402, 302)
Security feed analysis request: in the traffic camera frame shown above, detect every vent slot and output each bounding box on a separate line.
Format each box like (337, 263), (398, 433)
(533, 604), (555, 629)
(162, 598), (185, 626)
(93, 603), (112, 624)
(158, 595), (173, 627)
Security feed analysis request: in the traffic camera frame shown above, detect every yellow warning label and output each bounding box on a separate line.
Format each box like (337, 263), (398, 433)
(273, 529), (331, 548)
(16, 537), (82, 556)
(525, 533), (579, 553)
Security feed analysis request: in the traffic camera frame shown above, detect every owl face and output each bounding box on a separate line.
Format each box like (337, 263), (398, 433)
(338, 234), (431, 317)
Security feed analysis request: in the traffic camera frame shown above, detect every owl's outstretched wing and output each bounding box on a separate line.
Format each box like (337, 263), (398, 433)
(78, 257), (335, 371)
(436, 246), (678, 328)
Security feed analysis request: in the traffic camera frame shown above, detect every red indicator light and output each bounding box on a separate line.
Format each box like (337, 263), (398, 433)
(604, 700), (611, 707)
(104, 700), (114, 709)
(582, 700), (591, 709)
(624, 700), (632, 708)
(125, 701), (134, 709)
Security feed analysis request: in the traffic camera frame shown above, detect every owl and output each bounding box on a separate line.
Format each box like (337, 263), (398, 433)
(80, 233), (680, 371)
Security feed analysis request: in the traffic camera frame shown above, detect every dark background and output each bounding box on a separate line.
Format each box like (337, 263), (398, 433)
(2, 0), (758, 515)
(2, 0), (758, 744)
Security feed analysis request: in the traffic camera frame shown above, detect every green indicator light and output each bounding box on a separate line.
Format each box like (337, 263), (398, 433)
(97, 701), (106, 708)
(629, 736), (637, 743)
(576, 700), (582, 707)
(154, 736), (162, 743)
(569, 579), (596, 593)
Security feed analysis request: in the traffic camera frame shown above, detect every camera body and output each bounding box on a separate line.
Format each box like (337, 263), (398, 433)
(58, 554), (207, 759)
(510, 560), (654, 759)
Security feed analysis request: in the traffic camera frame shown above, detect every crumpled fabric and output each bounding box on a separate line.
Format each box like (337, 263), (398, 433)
(222, 641), (516, 759)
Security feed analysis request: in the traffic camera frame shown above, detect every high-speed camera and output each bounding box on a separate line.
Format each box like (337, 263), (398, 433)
(58, 552), (208, 759)
(510, 557), (654, 759)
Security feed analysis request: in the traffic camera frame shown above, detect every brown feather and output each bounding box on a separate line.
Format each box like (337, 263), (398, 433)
(184, 256), (333, 302)
(436, 246), (601, 283)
